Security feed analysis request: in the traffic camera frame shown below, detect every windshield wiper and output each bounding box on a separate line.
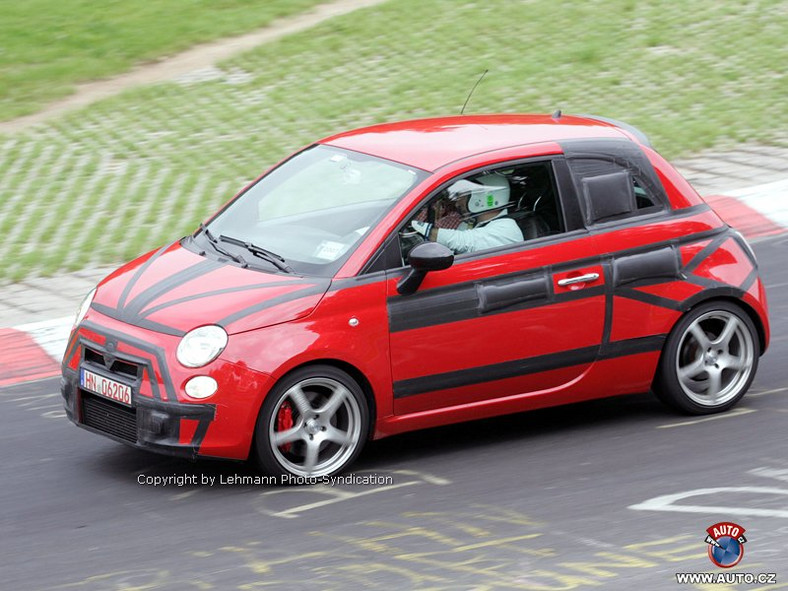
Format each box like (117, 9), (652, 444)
(198, 223), (248, 268)
(218, 234), (295, 274)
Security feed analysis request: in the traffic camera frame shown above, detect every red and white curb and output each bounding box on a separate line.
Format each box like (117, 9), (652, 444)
(1, 183), (786, 388)
(728, 178), (788, 228)
(0, 316), (72, 387)
(705, 178), (788, 240)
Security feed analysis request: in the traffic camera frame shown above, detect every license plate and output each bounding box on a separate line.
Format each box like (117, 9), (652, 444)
(80, 368), (133, 406)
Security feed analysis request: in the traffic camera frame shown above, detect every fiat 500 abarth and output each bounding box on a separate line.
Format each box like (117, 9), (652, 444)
(62, 114), (769, 478)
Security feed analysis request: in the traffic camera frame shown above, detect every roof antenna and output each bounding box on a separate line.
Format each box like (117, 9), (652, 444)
(460, 69), (488, 115)
(551, 109), (562, 119)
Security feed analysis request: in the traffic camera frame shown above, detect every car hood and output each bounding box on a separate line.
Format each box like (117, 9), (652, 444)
(90, 242), (331, 336)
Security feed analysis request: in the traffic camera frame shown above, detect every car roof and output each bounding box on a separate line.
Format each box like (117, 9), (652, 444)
(320, 114), (635, 172)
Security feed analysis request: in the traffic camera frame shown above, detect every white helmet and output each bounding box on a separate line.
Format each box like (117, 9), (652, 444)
(448, 173), (510, 213)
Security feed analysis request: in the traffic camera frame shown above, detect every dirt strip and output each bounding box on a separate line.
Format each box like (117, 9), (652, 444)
(0, 0), (388, 134)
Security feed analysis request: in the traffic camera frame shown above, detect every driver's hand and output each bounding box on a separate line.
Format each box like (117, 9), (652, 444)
(411, 220), (433, 238)
(432, 200), (448, 221)
(428, 199), (448, 222)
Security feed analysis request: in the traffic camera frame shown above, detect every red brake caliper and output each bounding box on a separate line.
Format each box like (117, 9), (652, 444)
(276, 401), (294, 453)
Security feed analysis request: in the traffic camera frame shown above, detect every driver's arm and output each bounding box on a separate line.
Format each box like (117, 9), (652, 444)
(435, 220), (522, 254)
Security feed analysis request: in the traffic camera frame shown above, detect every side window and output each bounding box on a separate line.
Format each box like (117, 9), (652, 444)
(568, 157), (663, 225)
(398, 162), (565, 262)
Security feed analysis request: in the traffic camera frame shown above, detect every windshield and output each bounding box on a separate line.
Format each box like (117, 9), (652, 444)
(203, 145), (426, 275)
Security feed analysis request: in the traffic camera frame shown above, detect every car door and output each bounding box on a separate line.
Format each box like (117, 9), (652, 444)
(385, 157), (608, 416)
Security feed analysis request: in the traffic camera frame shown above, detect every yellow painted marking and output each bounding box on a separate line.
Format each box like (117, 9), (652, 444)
(505, 546), (558, 558)
(384, 555), (533, 587)
(51, 570), (170, 589)
(657, 407), (755, 428)
(311, 531), (401, 554)
(559, 552), (657, 577)
(394, 534), (543, 562)
(219, 547), (328, 575)
(469, 504), (542, 526)
(625, 534), (697, 550)
(401, 511), (492, 537)
(450, 533), (543, 552)
(361, 521), (466, 546)
(625, 534), (705, 562)
(527, 570), (604, 590)
(331, 562), (445, 585)
(312, 530), (554, 587)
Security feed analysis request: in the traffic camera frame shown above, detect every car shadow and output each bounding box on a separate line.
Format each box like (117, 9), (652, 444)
(82, 390), (671, 487)
(357, 390), (669, 469)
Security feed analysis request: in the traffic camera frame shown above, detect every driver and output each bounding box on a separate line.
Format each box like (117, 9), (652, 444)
(411, 173), (523, 254)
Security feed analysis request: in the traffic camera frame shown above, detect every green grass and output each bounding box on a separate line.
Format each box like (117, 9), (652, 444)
(0, 0), (786, 283)
(0, 0), (328, 120)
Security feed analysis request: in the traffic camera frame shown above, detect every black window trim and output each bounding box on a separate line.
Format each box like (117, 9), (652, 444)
(359, 155), (584, 274)
(560, 138), (671, 228)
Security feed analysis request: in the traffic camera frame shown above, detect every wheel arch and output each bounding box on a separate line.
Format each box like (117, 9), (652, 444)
(264, 358), (378, 440)
(651, 295), (762, 414)
(681, 294), (766, 355)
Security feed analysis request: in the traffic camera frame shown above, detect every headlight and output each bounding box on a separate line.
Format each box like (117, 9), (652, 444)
(74, 288), (96, 328)
(176, 325), (228, 368)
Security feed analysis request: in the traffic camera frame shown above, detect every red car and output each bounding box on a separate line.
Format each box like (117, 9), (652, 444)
(62, 114), (769, 479)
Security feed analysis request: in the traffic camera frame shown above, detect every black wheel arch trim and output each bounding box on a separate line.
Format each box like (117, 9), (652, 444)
(678, 288), (767, 355)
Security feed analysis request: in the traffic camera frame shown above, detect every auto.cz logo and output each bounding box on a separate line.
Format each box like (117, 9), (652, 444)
(675, 572), (777, 585)
(705, 521), (747, 568)
(674, 522), (778, 585)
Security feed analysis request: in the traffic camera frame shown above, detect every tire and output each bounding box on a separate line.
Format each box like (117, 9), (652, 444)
(253, 365), (369, 479)
(653, 301), (759, 415)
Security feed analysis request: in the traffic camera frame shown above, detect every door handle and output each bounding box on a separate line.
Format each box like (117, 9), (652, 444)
(557, 273), (600, 287)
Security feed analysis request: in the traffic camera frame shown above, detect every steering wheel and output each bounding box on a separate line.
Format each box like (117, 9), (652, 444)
(399, 226), (426, 259)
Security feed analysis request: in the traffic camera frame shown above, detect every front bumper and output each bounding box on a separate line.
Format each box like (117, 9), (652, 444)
(62, 369), (215, 459)
(62, 314), (273, 461)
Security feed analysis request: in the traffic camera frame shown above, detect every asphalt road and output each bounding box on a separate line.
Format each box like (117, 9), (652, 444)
(2, 235), (787, 590)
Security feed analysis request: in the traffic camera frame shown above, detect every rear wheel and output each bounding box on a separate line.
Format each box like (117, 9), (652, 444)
(653, 301), (759, 414)
(254, 365), (369, 479)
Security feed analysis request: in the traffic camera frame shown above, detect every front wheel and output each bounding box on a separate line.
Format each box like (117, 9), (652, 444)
(253, 365), (369, 479)
(653, 301), (759, 414)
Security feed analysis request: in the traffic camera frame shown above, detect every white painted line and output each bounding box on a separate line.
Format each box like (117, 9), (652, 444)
(388, 468), (452, 486)
(657, 407), (756, 429)
(749, 386), (788, 397)
(253, 469), (450, 519)
(171, 490), (200, 501)
(749, 467), (788, 483)
(629, 486), (788, 519)
(258, 481), (422, 519)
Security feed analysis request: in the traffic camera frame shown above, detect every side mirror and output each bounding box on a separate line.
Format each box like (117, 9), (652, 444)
(396, 242), (454, 295)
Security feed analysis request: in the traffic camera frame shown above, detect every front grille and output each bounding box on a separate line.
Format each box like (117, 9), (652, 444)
(84, 347), (140, 380)
(81, 391), (137, 443)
